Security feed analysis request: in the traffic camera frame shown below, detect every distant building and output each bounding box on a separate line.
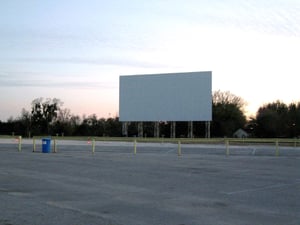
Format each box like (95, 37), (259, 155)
(233, 128), (249, 138)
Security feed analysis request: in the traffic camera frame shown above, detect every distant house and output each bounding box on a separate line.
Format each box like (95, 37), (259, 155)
(233, 128), (249, 138)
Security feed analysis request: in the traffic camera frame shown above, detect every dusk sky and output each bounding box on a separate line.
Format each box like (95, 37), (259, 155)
(1, 0), (299, 121)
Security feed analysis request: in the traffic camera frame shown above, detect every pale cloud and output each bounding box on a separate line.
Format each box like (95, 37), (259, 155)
(2, 56), (165, 68)
(170, 1), (300, 37)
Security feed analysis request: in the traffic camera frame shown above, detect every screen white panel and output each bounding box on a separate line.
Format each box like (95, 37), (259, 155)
(119, 71), (212, 121)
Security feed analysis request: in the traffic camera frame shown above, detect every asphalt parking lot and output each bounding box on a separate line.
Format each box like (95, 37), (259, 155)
(0, 139), (299, 225)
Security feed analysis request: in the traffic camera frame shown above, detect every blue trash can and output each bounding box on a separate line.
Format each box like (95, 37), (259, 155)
(42, 138), (51, 153)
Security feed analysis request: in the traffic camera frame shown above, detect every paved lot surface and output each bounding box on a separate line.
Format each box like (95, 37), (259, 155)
(0, 139), (300, 225)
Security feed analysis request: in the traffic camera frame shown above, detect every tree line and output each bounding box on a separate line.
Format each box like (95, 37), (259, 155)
(0, 91), (299, 138)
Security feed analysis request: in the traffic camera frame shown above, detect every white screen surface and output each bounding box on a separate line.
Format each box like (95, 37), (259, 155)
(119, 71), (212, 121)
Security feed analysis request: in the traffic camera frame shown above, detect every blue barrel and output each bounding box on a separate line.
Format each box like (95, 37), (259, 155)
(42, 138), (51, 153)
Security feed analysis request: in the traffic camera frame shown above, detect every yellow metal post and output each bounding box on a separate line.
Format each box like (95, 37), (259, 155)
(134, 139), (137, 154)
(275, 140), (279, 157)
(53, 139), (57, 153)
(33, 138), (36, 152)
(178, 140), (181, 156)
(18, 136), (22, 152)
(226, 139), (230, 156)
(92, 138), (95, 154)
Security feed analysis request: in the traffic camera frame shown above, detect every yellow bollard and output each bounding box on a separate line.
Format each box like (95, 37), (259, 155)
(178, 140), (181, 156)
(53, 139), (57, 153)
(18, 136), (22, 152)
(275, 140), (279, 157)
(226, 139), (230, 156)
(134, 139), (137, 154)
(92, 138), (95, 154)
(33, 138), (36, 152)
